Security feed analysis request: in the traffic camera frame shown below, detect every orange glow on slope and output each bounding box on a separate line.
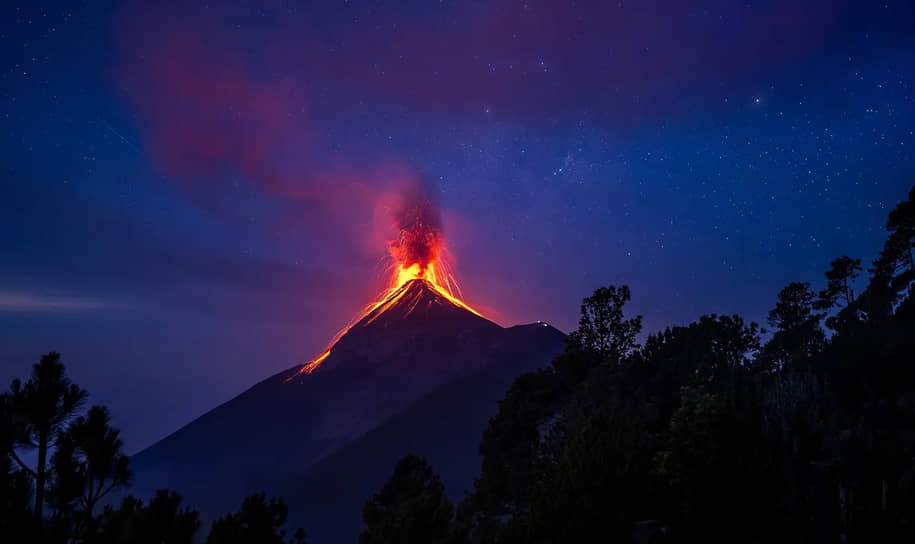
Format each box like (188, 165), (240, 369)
(289, 182), (484, 378)
(291, 257), (482, 378)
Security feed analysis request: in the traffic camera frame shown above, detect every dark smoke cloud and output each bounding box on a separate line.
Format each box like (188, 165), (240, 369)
(386, 178), (444, 271)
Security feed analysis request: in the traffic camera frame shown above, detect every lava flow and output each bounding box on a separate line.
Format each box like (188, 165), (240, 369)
(291, 188), (482, 377)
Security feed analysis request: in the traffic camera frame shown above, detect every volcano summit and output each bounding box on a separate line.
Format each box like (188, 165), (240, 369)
(128, 273), (564, 543)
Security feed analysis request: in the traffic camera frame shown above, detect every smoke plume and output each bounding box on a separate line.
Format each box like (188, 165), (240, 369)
(386, 179), (444, 273)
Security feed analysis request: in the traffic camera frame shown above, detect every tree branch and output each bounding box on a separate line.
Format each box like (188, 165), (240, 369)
(7, 447), (37, 478)
(98, 479), (121, 500)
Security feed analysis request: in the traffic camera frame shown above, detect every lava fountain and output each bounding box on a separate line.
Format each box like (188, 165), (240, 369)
(291, 184), (483, 377)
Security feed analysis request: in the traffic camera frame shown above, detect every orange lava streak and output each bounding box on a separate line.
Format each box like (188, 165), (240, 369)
(290, 258), (482, 378)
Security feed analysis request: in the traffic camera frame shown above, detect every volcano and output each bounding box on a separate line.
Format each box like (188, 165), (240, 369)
(128, 276), (564, 543)
(295, 278), (496, 376)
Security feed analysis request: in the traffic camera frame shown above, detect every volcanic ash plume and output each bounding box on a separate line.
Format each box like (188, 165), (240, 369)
(386, 180), (444, 274)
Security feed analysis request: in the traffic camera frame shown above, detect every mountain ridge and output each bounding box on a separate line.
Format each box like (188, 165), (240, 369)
(127, 281), (565, 540)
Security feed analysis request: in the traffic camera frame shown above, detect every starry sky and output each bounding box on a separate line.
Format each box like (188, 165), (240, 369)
(2, 0), (914, 453)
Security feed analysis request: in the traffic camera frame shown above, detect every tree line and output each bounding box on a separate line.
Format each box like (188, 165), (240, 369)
(3, 186), (913, 542)
(1, 355), (307, 543)
(358, 186), (915, 543)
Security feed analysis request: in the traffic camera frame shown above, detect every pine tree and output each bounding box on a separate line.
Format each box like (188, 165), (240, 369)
(7, 353), (87, 520)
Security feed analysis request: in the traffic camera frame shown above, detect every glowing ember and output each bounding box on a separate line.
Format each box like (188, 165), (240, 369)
(290, 190), (482, 378)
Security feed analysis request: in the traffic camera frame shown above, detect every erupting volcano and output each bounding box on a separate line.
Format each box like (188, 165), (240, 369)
(293, 182), (483, 376)
(128, 178), (566, 544)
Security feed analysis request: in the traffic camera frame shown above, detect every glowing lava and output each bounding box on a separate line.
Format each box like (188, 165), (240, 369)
(291, 259), (482, 377)
(289, 179), (484, 378)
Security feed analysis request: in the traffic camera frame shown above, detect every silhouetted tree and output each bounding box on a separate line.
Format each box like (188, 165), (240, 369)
(360, 455), (455, 544)
(762, 282), (826, 372)
(817, 255), (863, 310)
(770, 282), (822, 333)
(0, 455), (34, 538)
(860, 188), (915, 320)
(670, 386), (775, 540)
(468, 287), (646, 543)
(47, 428), (86, 534)
(654, 387), (726, 512)
(46, 405), (131, 538)
(639, 314), (760, 409)
(470, 285), (643, 534)
(815, 255), (863, 331)
(522, 372), (656, 543)
(207, 492), (306, 544)
(762, 371), (837, 540)
(885, 185), (915, 274)
(473, 367), (560, 523)
(90, 490), (200, 544)
(1, 354), (138, 542)
(6, 353), (87, 520)
(0, 396), (35, 539)
(566, 285), (642, 363)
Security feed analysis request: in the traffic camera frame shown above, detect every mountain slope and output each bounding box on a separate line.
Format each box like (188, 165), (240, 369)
(127, 280), (565, 535)
(279, 323), (564, 544)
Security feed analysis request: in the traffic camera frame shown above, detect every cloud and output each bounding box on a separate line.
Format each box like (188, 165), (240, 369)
(0, 291), (114, 313)
(110, 0), (845, 207)
(110, 3), (429, 260)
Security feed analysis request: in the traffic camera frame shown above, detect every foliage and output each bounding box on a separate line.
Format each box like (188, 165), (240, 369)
(762, 281), (826, 371)
(89, 490), (201, 544)
(207, 492), (306, 544)
(448, 185), (915, 543)
(1, 355), (161, 543)
(566, 285), (643, 363)
(6, 352), (88, 521)
(360, 455), (456, 544)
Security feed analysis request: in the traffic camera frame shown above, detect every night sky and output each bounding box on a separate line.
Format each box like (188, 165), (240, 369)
(2, 0), (913, 453)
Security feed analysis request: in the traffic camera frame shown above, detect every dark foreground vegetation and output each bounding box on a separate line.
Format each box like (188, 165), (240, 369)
(3, 187), (914, 543)
(425, 186), (915, 544)
(0, 352), (308, 543)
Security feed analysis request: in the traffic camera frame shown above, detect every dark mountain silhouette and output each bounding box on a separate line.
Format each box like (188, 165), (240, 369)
(128, 279), (565, 541)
